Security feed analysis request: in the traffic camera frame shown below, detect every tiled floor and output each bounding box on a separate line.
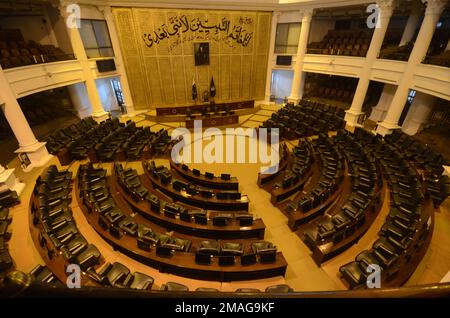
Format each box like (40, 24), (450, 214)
(5, 107), (450, 292)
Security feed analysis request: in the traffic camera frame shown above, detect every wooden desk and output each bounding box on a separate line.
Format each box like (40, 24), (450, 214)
(110, 170), (264, 239)
(169, 158), (239, 191)
(76, 174), (286, 282)
(156, 100), (254, 116)
(185, 114), (239, 128)
(143, 162), (249, 212)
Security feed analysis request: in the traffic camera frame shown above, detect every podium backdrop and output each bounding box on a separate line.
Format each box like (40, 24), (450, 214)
(112, 8), (271, 109)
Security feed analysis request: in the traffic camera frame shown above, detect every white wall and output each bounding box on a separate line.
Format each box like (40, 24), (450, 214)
(0, 15), (53, 45)
(95, 77), (119, 112)
(270, 69), (294, 99)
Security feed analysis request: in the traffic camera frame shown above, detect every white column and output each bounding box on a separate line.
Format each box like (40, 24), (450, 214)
(58, 2), (108, 123)
(377, 0), (446, 136)
(263, 11), (281, 104)
(369, 83), (397, 122)
(399, 0), (422, 46)
(401, 91), (435, 135)
(288, 9), (313, 103)
(98, 5), (135, 117)
(0, 66), (52, 172)
(446, 38), (450, 50)
(0, 164), (25, 196)
(345, 0), (395, 127)
(68, 83), (92, 118)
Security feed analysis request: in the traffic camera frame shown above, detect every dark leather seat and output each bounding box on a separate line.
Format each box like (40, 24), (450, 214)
(252, 241), (277, 263)
(372, 238), (400, 270)
(160, 282), (189, 291)
(75, 244), (101, 271)
(48, 222), (78, 248)
(212, 213), (233, 226)
(0, 208), (11, 224)
(30, 264), (59, 284)
(137, 224), (161, 250)
(195, 287), (219, 292)
(127, 272), (154, 290)
(105, 209), (125, 225)
(235, 288), (261, 293)
(236, 213), (253, 226)
(339, 261), (367, 289)
(198, 240), (220, 255)
(106, 262), (131, 287)
(0, 249), (12, 272)
(162, 237), (192, 252)
(190, 210), (207, 224)
(265, 284), (294, 293)
(61, 234), (88, 262)
(240, 252), (257, 265)
(118, 216), (138, 236)
(221, 242), (243, 256)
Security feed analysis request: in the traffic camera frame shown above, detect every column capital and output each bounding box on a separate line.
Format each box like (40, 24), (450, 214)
(422, 0), (447, 16)
(376, 0), (397, 18)
(56, 0), (76, 13)
(272, 11), (282, 19)
(97, 5), (112, 17)
(301, 8), (314, 22)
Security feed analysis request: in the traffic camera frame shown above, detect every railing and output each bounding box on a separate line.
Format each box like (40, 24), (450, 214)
(2, 272), (450, 298)
(0, 53), (76, 70)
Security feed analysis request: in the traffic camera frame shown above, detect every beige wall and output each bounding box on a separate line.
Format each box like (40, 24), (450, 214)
(112, 7), (271, 109)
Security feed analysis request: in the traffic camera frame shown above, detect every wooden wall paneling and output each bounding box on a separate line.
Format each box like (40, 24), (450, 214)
(113, 8), (149, 110)
(144, 56), (163, 105)
(112, 8), (270, 108)
(158, 57), (176, 105)
(241, 54), (253, 99)
(231, 55), (242, 99)
(220, 55), (231, 100)
(172, 56), (187, 104)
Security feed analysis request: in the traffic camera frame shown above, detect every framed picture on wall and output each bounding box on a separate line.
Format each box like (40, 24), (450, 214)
(18, 152), (31, 170)
(194, 42), (210, 66)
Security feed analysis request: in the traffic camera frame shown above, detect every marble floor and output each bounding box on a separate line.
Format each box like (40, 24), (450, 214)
(5, 106), (450, 292)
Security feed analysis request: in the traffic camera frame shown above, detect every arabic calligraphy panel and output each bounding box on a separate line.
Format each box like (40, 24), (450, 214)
(113, 8), (270, 107)
(134, 9), (156, 57)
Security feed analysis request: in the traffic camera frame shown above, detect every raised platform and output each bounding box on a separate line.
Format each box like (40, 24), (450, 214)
(145, 104), (260, 123)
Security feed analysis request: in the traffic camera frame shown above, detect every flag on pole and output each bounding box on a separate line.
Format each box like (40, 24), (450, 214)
(209, 76), (216, 98)
(192, 77), (197, 101)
